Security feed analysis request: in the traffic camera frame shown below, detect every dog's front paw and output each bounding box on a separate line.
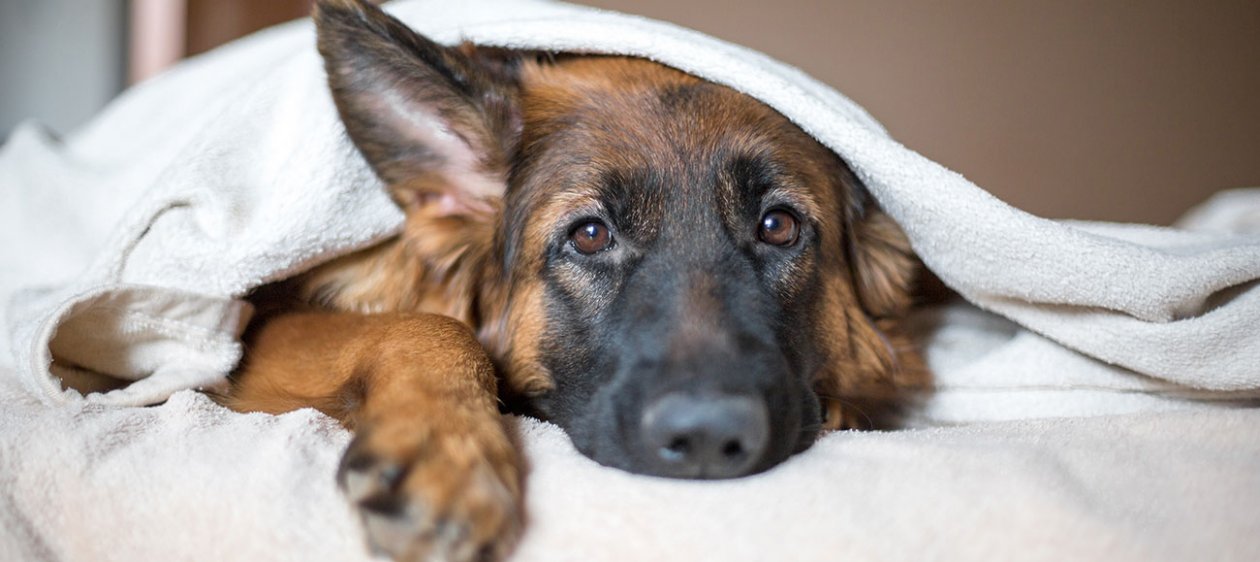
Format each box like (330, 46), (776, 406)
(338, 415), (521, 562)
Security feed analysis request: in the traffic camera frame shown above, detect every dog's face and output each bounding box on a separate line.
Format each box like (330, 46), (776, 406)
(315, 1), (920, 479)
(501, 59), (882, 477)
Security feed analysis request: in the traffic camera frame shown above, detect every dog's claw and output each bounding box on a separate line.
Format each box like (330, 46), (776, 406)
(338, 422), (521, 562)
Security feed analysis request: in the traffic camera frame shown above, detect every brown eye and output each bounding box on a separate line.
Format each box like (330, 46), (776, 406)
(571, 221), (613, 254)
(758, 210), (799, 246)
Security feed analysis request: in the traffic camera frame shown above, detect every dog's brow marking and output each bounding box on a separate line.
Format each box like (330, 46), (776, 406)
(532, 191), (604, 246)
(765, 186), (822, 221)
(548, 190), (602, 215)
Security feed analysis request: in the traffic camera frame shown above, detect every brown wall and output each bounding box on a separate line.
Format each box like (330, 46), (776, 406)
(580, 0), (1260, 224)
(185, 0), (314, 56)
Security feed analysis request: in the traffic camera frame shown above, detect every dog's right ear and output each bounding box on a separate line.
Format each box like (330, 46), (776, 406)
(315, 0), (522, 216)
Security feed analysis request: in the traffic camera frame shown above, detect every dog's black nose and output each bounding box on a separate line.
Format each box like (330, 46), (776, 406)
(640, 392), (770, 478)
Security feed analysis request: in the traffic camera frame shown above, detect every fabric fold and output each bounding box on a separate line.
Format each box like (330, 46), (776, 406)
(1, 0), (1257, 410)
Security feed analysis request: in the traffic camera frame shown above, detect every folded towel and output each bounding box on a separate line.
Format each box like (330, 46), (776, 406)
(1, 0), (1257, 416)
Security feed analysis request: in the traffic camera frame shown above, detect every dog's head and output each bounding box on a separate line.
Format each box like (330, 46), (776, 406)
(313, 0), (922, 479)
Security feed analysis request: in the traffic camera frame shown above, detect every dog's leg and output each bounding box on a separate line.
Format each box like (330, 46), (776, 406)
(228, 312), (519, 562)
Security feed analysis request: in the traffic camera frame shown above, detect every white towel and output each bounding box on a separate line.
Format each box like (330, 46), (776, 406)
(2, 0), (1258, 415)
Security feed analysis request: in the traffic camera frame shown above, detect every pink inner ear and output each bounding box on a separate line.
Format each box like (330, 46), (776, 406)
(371, 91), (507, 216)
(400, 189), (496, 218)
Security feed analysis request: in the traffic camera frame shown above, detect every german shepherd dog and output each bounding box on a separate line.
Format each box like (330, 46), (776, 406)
(225, 0), (925, 560)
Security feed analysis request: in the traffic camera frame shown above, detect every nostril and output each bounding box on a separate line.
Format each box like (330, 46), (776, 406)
(640, 392), (770, 478)
(663, 436), (691, 461)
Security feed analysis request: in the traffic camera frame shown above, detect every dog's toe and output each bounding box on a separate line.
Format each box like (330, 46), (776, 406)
(338, 423), (521, 562)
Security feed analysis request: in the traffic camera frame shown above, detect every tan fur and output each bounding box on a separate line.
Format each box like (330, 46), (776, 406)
(228, 312), (520, 560)
(301, 201), (500, 323)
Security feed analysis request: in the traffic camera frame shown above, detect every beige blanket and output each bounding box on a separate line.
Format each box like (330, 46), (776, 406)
(2, 370), (1257, 561)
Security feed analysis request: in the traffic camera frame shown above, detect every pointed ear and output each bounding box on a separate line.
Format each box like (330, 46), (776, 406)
(314, 0), (522, 216)
(845, 187), (917, 319)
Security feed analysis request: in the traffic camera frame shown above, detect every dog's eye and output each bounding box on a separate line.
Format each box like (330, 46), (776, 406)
(570, 221), (613, 254)
(758, 210), (800, 246)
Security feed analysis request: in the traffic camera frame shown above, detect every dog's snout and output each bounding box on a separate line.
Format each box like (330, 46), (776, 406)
(640, 392), (770, 479)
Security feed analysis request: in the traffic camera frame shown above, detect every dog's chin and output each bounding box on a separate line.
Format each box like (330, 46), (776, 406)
(579, 430), (820, 481)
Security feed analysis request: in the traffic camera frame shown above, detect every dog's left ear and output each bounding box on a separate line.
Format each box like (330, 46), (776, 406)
(819, 184), (921, 429)
(315, 0), (522, 216)
(846, 189), (916, 319)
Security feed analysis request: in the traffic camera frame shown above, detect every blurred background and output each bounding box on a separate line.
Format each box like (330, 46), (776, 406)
(1, 0), (1257, 224)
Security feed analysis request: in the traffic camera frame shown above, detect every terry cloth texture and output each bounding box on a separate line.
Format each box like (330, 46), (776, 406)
(1, 0), (1258, 559)
(1, 372), (1258, 562)
(2, 0), (1258, 412)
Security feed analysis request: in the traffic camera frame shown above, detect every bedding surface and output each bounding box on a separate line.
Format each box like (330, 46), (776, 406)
(2, 368), (1258, 562)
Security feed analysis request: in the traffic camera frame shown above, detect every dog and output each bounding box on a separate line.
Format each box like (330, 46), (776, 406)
(223, 0), (925, 560)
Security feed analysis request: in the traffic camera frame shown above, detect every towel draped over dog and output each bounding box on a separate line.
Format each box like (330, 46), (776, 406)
(3, 0), (1257, 410)
(1, 0), (1258, 559)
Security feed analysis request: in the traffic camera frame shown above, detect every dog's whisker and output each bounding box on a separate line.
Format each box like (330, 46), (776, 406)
(814, 393), (876, 429)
